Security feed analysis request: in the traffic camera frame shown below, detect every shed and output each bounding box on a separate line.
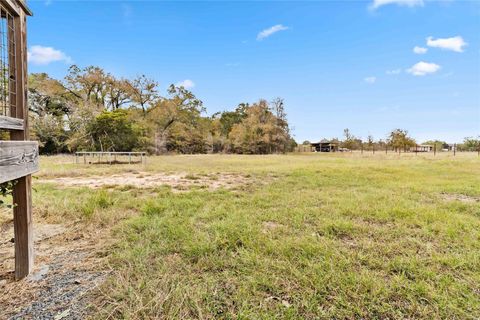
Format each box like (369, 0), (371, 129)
(311, 140), (339, 152)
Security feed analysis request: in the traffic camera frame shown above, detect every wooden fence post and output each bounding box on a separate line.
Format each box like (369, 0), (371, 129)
(12, 176), (33, 279)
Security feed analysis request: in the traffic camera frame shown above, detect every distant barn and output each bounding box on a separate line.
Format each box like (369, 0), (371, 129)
(311, 140), (339, 152)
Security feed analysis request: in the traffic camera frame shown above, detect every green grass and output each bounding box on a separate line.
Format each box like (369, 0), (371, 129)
(32, 153), (480, 319)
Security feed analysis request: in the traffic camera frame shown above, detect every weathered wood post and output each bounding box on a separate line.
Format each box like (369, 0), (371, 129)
(0, 0), (35, 280)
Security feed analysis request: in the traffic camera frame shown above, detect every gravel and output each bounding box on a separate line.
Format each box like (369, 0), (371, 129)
(6, 248), (108, 320)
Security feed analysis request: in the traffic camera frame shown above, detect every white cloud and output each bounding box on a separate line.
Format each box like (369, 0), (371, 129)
(406, 61), (440, 76)
(413, 46), (428, 54)
(364, 76), (377, 84)
(426, 36), (467, 52)
(175, 79), (195, 89)
(27, 45), (72, 65)
(370, 0), (424, 9)
(257, 24), (289, 41)
(386, 69), (402, 75)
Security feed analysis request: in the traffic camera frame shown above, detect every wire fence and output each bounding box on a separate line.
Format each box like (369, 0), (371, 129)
(0, 4), (16, 118)
(295, 143), (480, 156)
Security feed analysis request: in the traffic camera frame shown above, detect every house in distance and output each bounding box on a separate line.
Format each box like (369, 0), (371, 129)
(410, 145), (434, 152)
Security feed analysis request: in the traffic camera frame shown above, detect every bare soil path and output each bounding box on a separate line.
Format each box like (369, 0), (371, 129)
(40, 171), (257, 192)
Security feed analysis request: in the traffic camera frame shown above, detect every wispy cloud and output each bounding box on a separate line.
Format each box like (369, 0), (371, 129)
(413, 46), (428, 54)
(364, 76), (377, 84)
(386, 69), (402, 75)
(257, 24), (289, 41)
(370, 0), (424, 10)
(27, 45), (72, 65)
(175, 79), (195, 89)
(407, 61), (440, 76)
(426, 36), (467, 52)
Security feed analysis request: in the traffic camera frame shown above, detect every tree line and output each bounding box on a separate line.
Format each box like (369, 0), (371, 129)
(28, 66), (296, 154)
(303, 128), (480, 152)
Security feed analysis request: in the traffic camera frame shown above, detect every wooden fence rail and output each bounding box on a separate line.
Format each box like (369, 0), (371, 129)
(0, 141), (39, 184)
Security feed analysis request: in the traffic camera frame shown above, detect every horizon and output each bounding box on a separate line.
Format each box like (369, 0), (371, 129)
(27, 0), (480, 143)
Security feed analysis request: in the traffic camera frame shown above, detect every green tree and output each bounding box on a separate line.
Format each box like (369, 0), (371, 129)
(387, 129), (416, 151)
(460, 136), (480, 151)
(64, 65), (109, 109)
(31, 115), (69, 154)
(105, 76), (131, 111)
(84, 110), (143, 151)
(28, 73), (71, 117)
(229, 100), (291, 154)
(216, 103), (248, 137)
(146, 85), (205, 154)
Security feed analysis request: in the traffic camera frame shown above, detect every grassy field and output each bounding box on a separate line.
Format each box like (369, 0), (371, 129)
(21, 153), (480, 318)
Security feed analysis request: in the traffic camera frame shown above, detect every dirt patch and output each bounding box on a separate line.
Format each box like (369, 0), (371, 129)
(40, 172), (261, 192)
(0, 222), (109, 319)
(441, 193), (480, 203)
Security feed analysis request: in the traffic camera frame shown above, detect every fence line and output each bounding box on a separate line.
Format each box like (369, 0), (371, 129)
(294, 143), (479, 156)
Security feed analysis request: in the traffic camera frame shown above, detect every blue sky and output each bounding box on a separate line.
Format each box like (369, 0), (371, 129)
(27, 0), (480, 143)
